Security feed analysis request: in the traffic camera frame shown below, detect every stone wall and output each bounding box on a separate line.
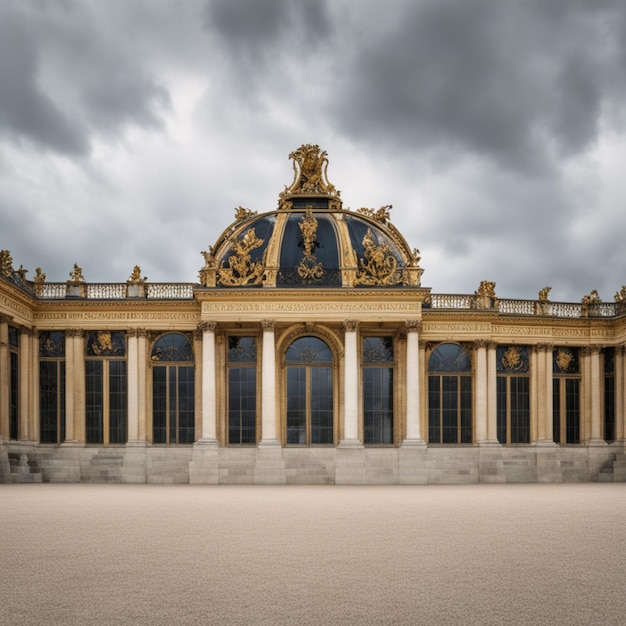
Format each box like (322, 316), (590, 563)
(2, 443), (625, 484)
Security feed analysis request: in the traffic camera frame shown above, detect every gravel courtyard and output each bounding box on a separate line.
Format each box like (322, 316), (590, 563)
(2, 484), (626, 626)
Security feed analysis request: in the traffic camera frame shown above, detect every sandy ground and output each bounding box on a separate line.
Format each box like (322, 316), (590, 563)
(1, 484), (626, 626)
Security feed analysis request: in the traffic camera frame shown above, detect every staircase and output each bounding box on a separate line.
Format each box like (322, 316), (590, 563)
(597, 453), (626, 482)
(6, 453), (43, 483)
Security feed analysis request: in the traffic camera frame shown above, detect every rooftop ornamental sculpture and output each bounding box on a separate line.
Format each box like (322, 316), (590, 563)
(0, 250), (13, 278)
(357, 205), (393, 224)
(279, 144), (340, 208)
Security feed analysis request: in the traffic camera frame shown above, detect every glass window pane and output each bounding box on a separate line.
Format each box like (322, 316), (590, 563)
(153, 366), (167, 444)
(363, 367), (393, 444)
(86, 361), (103, 444)
(151, 333), (193, 362)
(286, 368), (306, 444)
(228, 366), (257, 445)
(429, 343), (471, 372)
(109, 361), (127, 444)
(311, 367), (333, 444)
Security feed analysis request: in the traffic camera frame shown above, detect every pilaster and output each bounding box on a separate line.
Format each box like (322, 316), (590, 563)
(402, 320), (425, 447)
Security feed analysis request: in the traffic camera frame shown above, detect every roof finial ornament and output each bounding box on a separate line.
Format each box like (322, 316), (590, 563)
(280, 144), (341, 207)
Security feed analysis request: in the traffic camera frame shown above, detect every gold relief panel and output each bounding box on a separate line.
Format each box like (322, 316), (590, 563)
(217, 228), (266, 287)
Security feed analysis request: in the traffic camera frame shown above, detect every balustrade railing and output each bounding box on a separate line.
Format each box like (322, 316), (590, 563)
(34, 282), (195, 300)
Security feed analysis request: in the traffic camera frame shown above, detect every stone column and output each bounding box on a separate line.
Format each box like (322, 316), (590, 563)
(136, 330), (148, 443)
(486, 342), (499, 443)
(402, 320), (424, 445)
(18, 328), (30, 441)
(198, 321), (218, 444)
(616, 345), (625, 444)
(29, 329), (39, 443)
(535, 344), (555, 445)
(127, 329), (140, 443)
(259, 319), (280, 447)
(588, 345), (605, 445)
(474, 340), (488, 443)
(64, 329), (84, 444)
(339, 320), (362, 447)
(0, 314), (11, 441)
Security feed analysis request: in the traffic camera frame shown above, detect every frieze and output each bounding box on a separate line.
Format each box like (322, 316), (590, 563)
(493, 326), (552, 336)
(34, 311), (199, 321)
(422, 322), (492, 333)
(203, 302), (421, 314)
(0, 295), (32, 319)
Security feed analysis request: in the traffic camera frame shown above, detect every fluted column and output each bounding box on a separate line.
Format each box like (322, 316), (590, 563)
(403, 320), (424, 445)
(259, 319), (280, 446)
(198, 321), (218, 444)
(0, 314), (10, 441)
(339, 320), (362, 447)
(475, 340), (488, 443)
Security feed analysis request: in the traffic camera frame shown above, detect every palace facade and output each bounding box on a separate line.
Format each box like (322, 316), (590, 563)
(2, 145), (626, 483)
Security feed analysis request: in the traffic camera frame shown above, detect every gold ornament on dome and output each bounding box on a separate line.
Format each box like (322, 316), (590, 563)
(217, 228), (265, 286)
(281, 144), (340, 200)
(354, 228), (403, 286)
(296, 207), (325, 281)
(234, 206), (257, 221)
(357, 205), (392, 224)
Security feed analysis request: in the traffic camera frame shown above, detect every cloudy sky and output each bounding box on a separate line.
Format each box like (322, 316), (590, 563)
(1, 0), (626, 302)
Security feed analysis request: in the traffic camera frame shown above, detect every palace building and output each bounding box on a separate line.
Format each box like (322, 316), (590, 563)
(1, 145), (626, 483)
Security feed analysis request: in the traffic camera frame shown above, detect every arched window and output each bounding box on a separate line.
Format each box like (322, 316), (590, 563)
(151, 333), (195, 444)
(428, 343), (472, 444)
(285, 336), (334, 445)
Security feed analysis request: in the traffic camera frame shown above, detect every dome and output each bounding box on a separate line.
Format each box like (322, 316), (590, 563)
(199, 145), (423, 289)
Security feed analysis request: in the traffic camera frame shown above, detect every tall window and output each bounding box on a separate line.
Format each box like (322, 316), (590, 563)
(39, 332), (66, 444)
(152, 333), (195, 444)
(496, 345), (530, 444)
(362, 336), (394, 445)
(85, 331), (127, 445)
(604, 348), (615, 443)
(285, 336), (334, 445)
(428, 343), (472, 444)
(552, 347), (580, 444)
(9, 326), (18, 440)
(228, 336), (257, 445)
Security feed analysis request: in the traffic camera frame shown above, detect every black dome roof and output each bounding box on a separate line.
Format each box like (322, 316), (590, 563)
(199, 145), (423, 289)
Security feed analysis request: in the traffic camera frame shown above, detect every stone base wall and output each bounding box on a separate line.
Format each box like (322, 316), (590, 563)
(2, 442), (626, 484)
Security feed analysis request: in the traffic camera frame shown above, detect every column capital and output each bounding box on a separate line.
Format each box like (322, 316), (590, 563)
(474, 338), (489, 349)
(198, 320), (217, 332)
(65, 328), (84, 338)
(261, 319), (276, 332)
(405, 320), (422, 333)
(127, 328), (149, 338)
(0, 313), (13, 324)
(342, 319), (359, 332)
(535, 343), (554, 352)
